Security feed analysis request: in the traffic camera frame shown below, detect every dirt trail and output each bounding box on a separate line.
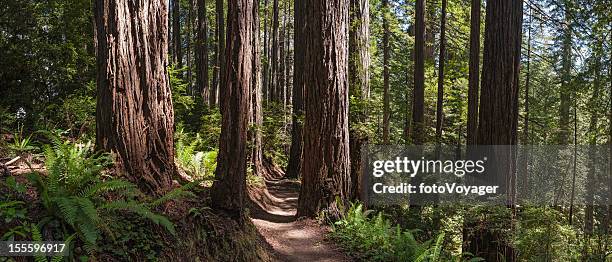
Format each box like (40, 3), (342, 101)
(250, 178), (350, 262)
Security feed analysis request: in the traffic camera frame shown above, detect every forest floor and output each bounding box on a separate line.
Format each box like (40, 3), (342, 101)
(250, 178), (350, 262)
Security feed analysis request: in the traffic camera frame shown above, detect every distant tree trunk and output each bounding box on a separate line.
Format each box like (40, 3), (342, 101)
(262, 0), (270, 101)
(558, 2), (573, 145)
(197, 0), (209, 100)
(523, 9), (531, 145)
(412, 0), (425, 145)
(348, 0), (370, 200)
(187, 0), (194, 93)
(297, 0), (350, 218)
(607, 33), (612, 238)
(467, 0), (481, 146)
(279, 2), (287, 108)
(584, 41), (602, 234)
(467, 0), (522, 260)
(212, 0), (225, 107)
(172, 0), (182, 68)
(94, 0), (175, 195)
(211, 0), (253, 219)
(382, 0), (390, 144)
(435, 0), (447, 149)
(250, 0), (264, 174)
(286, 0), (304, 179)
(270, 0), (280, 103)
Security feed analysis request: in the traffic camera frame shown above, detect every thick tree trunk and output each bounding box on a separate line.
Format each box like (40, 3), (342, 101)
(382, 0), (390, 144)
(348, 0), (369, 200)
(286, 0), (304, 179)
(435, 0), (447, 149)
(94, 0), (175, 195)
(467, 0), (523, 260)
(212, 0), (225, 107)
(211, 0), (253, 219)
(196, 0), (209, 100)
(297, 0), (351, 218)
(249, 0), (264, 175)
(172, 0), (182, 68)
(412, 0), (425, 145)
(467, 0), (481, 146)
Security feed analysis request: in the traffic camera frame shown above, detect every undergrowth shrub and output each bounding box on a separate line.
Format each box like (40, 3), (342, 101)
(175, 128), (217, 180)
(331, 203), (470, 262)
(26, 138), (177, 257)
(262, 102), (291, 167)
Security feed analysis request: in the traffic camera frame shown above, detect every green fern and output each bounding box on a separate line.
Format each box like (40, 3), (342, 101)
(27, 138), (177, 254)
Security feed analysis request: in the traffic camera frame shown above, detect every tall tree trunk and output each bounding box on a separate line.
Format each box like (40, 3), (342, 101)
(348, 0), (370, 200)
(584, 40), (603, 235)
(270, 0), (280, 103)
(212, 0), (225, 107)
(279, 1), (287, 109)
(297, 0), (350, 218)
(558, 1), (573, 144)
(187, 0), (194, 93)
(172, 0), (182, 68)
(250, 0), (264, 175)
(412, 0), (425, 145)
(435, 0), (447, 149)
(467, 0), (481, 146)
(262, 0), (270, 101)
(520, 8), (532, 193)
(468, 0), (523, 260)
(211, 0), (253, 219)
(197, 0), (209, 100)
(286, 0), (304, 179)
(94, 0), (175, 195)
(382, 0), (390, 144)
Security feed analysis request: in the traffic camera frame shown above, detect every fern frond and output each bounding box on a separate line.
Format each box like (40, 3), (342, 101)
(149, 186), (196, 208)
(81, 179), (137, 198)
(52, 197), (78, 227)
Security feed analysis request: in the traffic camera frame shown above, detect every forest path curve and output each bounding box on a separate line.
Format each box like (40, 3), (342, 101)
(250, 178), (350, 262)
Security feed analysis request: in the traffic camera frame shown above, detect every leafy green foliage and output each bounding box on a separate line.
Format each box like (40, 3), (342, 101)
(331, 203), (452, 261)
(262, 102), (291, 167)
(175, 128), (218, 179)
(27, 138), (175, 253)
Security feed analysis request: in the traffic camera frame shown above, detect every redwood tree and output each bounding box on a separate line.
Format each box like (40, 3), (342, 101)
(286, 0), (304, 179)
(382, 0), (390, 144)
(94, 0), (175, 195)
(466, 0), (481, 145)
(172, 0), (182, 68)
(348, 0), (370, 199)
(467, 0), (523, 260)
(297, 0), (351, 218)
(196, 0), (209, 100)
(211, 0), (253, 218)
(412, 0), (425, 145)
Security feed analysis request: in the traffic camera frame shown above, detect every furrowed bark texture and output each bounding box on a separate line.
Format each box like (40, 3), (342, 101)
(211, 0), (253, 218)
(412, 0), (425, 145)
(468, 0), (523, 260)
(94, 0), (175, 195)
(467, 0), (481, 145)
(348, 0), (370, 199)
(297, 0), (351, 218)
(286, 0), (304, 179)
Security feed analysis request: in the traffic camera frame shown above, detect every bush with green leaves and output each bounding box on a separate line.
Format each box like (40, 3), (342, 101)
(332, 203), (474, 262)
(175, 128), (218, 179)
(27, 139), (176, 253)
